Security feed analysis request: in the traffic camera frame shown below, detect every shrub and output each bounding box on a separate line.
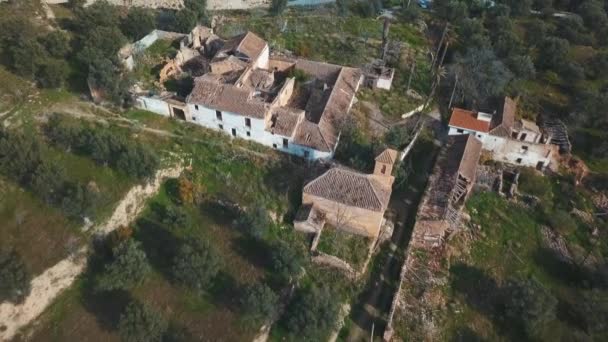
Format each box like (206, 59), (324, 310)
(45, 115), (159, 180)
(0, 251), (31, 303)
(384, 125), (411, 149)
(537, 37), (569, 70)
(241, 283), (280, 326)
(172, 238), (221, 292)
(238, 206), (272, 239)
(122, 8), (156, 41)
(518, 168), (552, 201)
(284, 285), (340, 341)
(161, 204), (191, 229)
(96, 240), (151, 291)
(504, 279), (557, 339)
(271, 241), (304, 282)
(0, 128), (97, 220)
(119, 301), (168, 342)
(41, 31), (72, 58)
(452, 47), (512, 106)
(37, 59), (70, 88)
(270, 0), (288, 16)
(547, 210), (578, 236)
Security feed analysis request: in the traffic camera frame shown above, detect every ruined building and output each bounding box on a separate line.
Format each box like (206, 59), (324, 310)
(130, 26), (371, 160)
(448, 97), (556, 170)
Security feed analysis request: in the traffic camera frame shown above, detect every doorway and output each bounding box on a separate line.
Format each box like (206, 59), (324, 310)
(536, 161), (545, 170)
(172, 107), (186, 120)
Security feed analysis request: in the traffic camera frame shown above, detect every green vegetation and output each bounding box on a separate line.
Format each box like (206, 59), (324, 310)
(441, 189), (608, 341)
(0, 250), (31, 304)
(118, 301), (168, 342)
(216, 10), (429, 119)
(271, 240), (306, 283)
(240, 283), (280, 326)
(95, 240), (152, 292)
(282, 285), (341, 341)
(0, 128), (99, 220)
(316, 226), (371, 268)
(45, 114), (160, 180)
(434, 0), (608, 174)
(172, 237), (221, 293)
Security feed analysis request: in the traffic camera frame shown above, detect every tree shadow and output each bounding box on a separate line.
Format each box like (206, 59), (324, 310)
(79, 242), (132, 332)
(232, 235), (273, 271)
(450, 263), (501, 317)
(556, 298), (587, 332)
(207, 270), (241, 311)
(533, 248), (590, 287)
(133, 217), (182, 275)
(450, 263), (527, 341)
(450, 326), (487, 342)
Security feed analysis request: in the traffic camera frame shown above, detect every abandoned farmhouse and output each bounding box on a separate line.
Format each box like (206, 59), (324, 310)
(126, 26), (393, 160)
(448, 97), (556, 170)
(295, 149), (399, 239)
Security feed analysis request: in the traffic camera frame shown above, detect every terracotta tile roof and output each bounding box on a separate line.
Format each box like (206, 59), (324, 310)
(293, 120), (330, 151)
(237, 32), (267, 61)
(213, 31), (266, 63)
(449, 108), (491, 133)
(490, 96), (516, 137)
(293, 67), (362, 152)
(187, 78), (268, 118)
(376, 149), (399, 164)
(303, 167), (392, 212)
(294, 59), (342, 83)
(317, 67), (361, 149)
(458, 135), (482, 182)
(268, 107), (304, 137)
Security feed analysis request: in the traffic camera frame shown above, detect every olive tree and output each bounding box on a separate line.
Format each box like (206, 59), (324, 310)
(96, 240), (151, 291)
(0, 251), (31, 303)
(240, 283), (280, 326)
(284, 285), (340, 341)
(172, 238), (221, 292)
(119, 301), (168, 342)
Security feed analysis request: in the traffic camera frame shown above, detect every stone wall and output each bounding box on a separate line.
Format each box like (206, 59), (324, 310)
(301, 193), (384, 238)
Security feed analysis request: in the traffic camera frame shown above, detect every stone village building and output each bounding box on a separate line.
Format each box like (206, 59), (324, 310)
(448, 97), (556, 170)
(127, 26), (394, 160)
(294, 149), (399, 239)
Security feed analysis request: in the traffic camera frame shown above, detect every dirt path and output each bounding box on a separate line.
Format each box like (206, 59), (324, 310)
(0, 165), (183, 341)
(48, 101), (275, 160)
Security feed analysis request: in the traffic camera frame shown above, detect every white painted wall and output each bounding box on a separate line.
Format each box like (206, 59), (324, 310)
(448, 128), (553, 168)
(448, 126), (488, 141)
(187, 103), (333, 160)
(136, 96), (171, 116)
(489, 139), (553, 168)
(255, 45), (270, 70)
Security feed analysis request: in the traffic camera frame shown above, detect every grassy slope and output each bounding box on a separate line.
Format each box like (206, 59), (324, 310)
(443, 190), (607, 341)
(0, 178), (83, 276)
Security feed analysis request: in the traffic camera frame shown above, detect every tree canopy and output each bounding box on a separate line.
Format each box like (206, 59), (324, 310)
(0, 250), (31, 304)
(96, 240), (151, 292)
(118, 301), (168, 342)
(172, 238), (221, 292)
(284, 285), (340, 341)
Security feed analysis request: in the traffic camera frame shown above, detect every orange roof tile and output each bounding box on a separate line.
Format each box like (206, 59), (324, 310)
(448, 108), (491, 133)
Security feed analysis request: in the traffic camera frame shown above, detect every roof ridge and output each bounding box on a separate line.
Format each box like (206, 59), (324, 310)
(366, 175), (388, 209)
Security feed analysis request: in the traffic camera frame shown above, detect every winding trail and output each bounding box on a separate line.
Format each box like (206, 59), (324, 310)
(0, 166), (183, 341)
